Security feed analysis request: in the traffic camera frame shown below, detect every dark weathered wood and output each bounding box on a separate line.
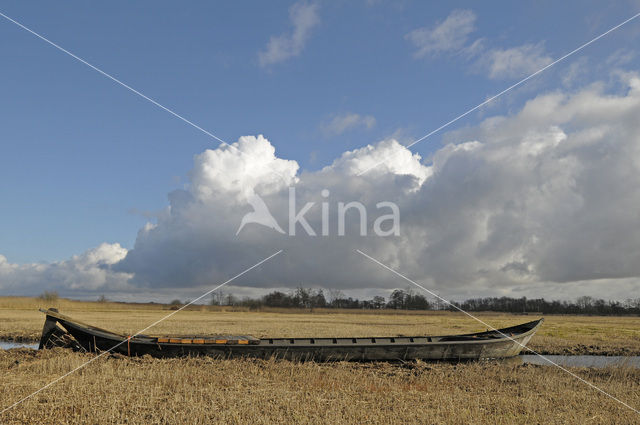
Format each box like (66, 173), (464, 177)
(38, 310), (60, 350)
(38, 308), (543, 361)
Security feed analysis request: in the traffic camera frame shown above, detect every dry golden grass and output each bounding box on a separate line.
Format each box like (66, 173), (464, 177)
(1, 297), (640, 423)
(1, 349), (639, 424)
(1, 296), (639, 355)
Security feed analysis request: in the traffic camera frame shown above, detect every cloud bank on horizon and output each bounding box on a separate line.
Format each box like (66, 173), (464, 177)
(2, 72), (640, 301)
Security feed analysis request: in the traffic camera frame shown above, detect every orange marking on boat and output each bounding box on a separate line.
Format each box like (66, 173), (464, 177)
(215, 339), (228, 344)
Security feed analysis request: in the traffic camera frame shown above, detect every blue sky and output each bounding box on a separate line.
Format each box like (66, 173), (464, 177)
(1, 1), (640, 300)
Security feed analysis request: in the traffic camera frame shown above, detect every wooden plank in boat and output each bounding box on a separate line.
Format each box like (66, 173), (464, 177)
(157, 335), (259, 345)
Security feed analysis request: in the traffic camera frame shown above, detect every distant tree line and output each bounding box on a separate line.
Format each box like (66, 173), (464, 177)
(451, 295), (640, 315)
(205, 288), (640, 315)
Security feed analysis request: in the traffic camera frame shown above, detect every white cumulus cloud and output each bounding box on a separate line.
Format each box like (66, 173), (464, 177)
(111, 72), (640, 300)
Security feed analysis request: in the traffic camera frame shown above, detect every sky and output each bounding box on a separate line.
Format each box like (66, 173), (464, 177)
(1, 1), (640, 303)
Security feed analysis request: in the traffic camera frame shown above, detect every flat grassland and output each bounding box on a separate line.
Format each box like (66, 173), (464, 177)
(1, 297), (640, 424)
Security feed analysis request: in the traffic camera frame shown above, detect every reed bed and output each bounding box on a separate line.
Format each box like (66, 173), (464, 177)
(1, 348), (639, 424)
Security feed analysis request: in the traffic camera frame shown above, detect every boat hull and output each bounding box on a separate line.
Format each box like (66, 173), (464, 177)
(39, 309), (542, 362)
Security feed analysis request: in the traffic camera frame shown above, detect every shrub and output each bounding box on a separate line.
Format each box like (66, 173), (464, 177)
(38, 291), (59, 302)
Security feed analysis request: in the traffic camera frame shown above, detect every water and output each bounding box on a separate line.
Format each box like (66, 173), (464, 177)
(519, 355), (640, 368)
(0, 341), (39, 350)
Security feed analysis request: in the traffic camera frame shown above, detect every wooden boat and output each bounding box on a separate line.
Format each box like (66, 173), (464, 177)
(38, 308), (543, 361)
